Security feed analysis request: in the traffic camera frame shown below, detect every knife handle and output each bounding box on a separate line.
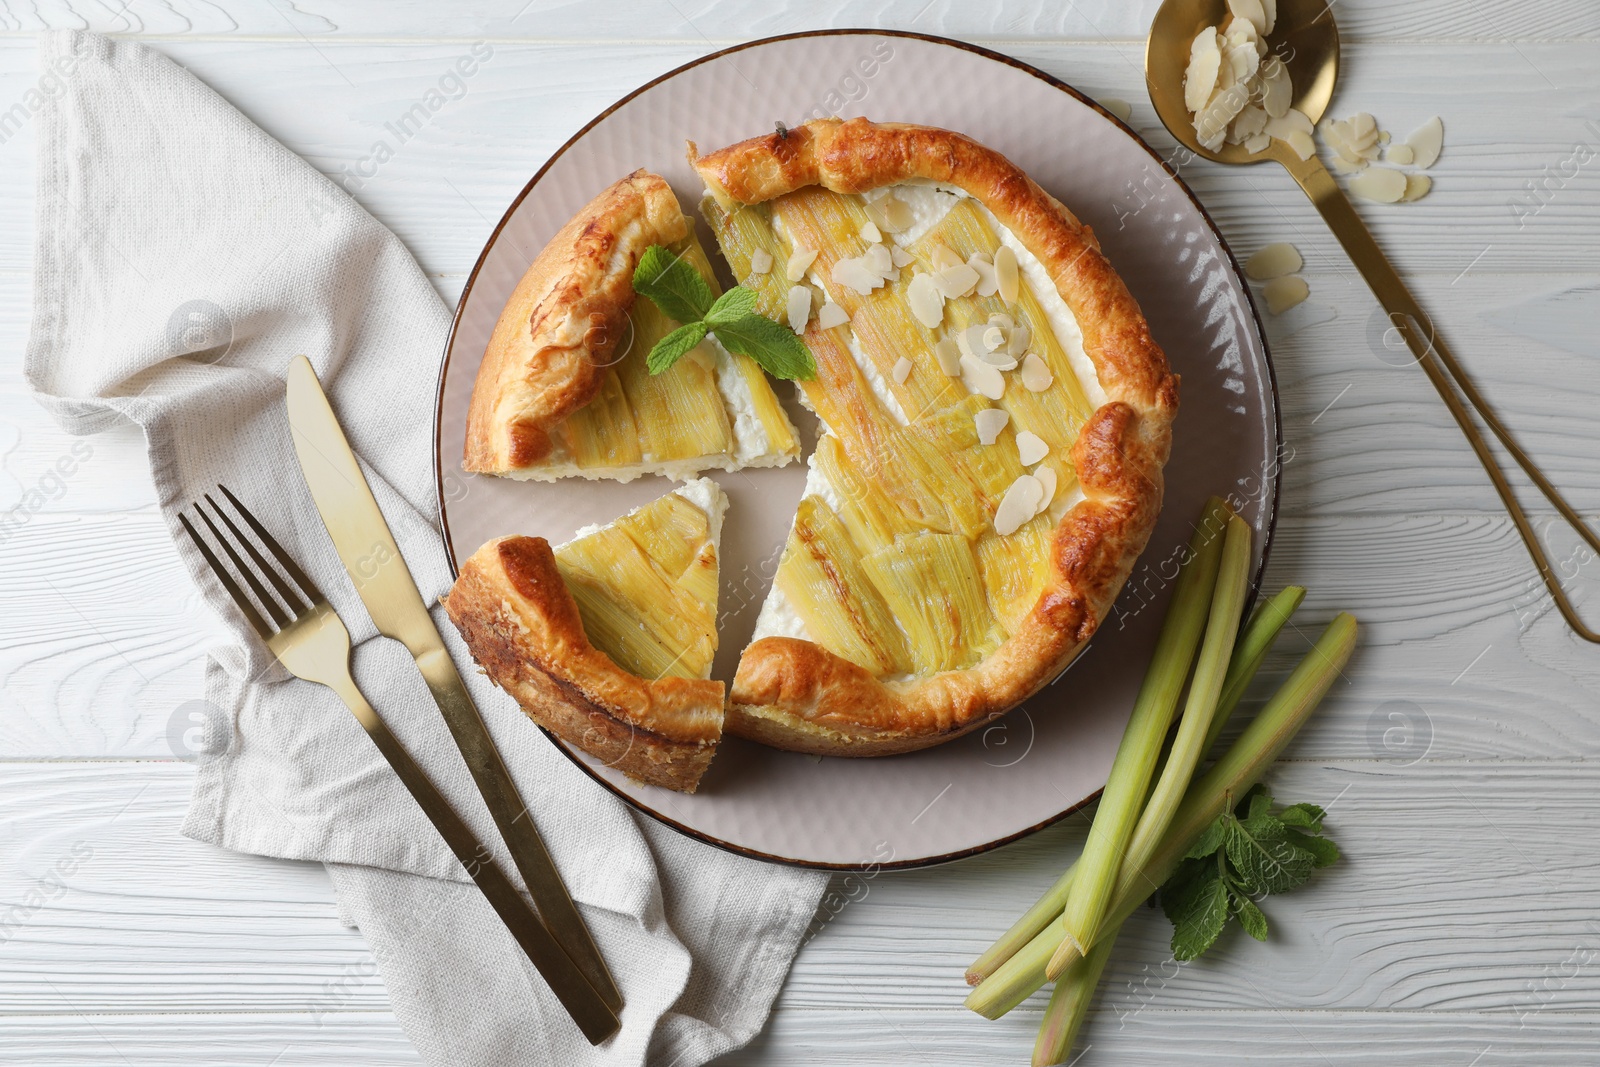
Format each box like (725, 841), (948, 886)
(325, 673), (622, 1045)
(414, 648), (625, 1012)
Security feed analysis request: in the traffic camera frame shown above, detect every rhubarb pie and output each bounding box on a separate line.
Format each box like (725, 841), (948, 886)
(463, 170), (800, 480)
(448, 118), (1177, 789)
(692, 118), (1177, 755)
(442, 480), (726, 792)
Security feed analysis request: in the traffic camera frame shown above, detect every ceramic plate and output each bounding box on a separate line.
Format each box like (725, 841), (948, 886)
(433, 30), (1280, 870)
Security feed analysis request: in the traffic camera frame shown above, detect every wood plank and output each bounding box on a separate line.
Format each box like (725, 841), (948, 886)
(0, 0), (1594, 44)
(0, 1014), (420, 1065)
(3, 41), (1600, 275)
(0, 1007), (1592, 1066)
(6, 759), (1600, 1018)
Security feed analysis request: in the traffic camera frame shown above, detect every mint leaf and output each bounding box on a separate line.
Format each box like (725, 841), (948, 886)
(634, 244), (714, 325)
(1165, 867), (1230, 962)
(1185, 818), (1227, 860)
(1278, 803), (1326, 832)
(704, 285), (757, 327)
(1243, 786), (1273, 822)
(646, 320), (709, 375)
(1284, 828), (1341, 868)
(1226, 816), (1313, 896)
(1161, 795), (1339, 960)
(709, 312), (816, 380)
(1233, 894), (1270, 942)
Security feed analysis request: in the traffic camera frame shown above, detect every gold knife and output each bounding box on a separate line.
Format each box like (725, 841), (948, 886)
(283, 355), (624, 1021)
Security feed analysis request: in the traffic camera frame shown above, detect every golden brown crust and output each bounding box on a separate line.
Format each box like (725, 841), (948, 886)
(693, 118), (1179, 756)
(442, 535), (723, 792)
(463, 170), (689, 473)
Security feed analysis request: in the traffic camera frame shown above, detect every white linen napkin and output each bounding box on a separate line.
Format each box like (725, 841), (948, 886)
(24, 30), (827, 1066)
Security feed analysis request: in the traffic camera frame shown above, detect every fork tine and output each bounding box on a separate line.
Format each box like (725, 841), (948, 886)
(205, 491), (307, 618)
(195, 498), (293, 630)
(179, 511), (272, 640)
(217, 483), (323, 607)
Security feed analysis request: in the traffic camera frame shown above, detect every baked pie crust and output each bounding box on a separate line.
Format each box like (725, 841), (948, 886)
(443, 482), (726, 793)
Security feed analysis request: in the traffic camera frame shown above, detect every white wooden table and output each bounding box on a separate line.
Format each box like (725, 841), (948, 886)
(3, 2), (1598, 1063)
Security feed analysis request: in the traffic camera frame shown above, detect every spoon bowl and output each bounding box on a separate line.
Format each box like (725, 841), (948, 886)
(1146, 0), (1339, 165)
(1142, 0), (1600, 641)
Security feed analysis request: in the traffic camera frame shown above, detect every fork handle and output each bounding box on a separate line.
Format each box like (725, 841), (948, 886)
(1284, 152), (1600, 643)
(326, 677), (622, 1044)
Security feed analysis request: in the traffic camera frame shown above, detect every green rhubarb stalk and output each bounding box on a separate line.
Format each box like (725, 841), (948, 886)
(964, 612), (1359, 1019)
(962, 582), (1307, 988)
(1033, 929), (1119, 1067)
(1046, 512), (1253, 979)
(1047, 498), (1231, 976)
(1202, 585), (1307, 759)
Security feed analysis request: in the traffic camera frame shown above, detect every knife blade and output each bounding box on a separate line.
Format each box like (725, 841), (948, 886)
(284, 355), (624, 1017)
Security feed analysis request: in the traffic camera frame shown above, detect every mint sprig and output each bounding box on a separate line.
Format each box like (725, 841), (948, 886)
(1159, 786), (1340, 961)
(631, 244), (815, 380)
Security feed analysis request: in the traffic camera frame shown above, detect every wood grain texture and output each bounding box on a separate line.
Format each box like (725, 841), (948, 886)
(1, 1), (1598, 1063)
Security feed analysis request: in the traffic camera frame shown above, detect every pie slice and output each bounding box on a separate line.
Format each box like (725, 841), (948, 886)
(690, 118), (1179, 756)
(463, 169), (800, 481)
(442, 479), (727, 792)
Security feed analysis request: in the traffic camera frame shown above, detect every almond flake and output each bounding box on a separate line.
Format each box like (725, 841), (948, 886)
(931, 243), (963, 271)
(982, 350), (1019, 371)
(880, 195), (914, 232)
(1407, 116), (1444, 169)
(994, 475), (1044, 536)
(1227, 0), (1268, 33)
(933, 337), (963, 376)
(749, 248), (773, 275)
(969, 254), (999, 297)
(786, 247), (818, 282)
(863, 242), (895, 277)
(1263, 275), (1309, 314)
(892, 356), (913, 385)
(983, 325), (1006, 351)
(1006, 322), (1032, 358)
(1266, 108), (1313, 138)
(1259, 57), (1291, 118)
(1015, 430), (1049, 466)
(890, 245), (914, 268)
(1245, 242), (1302, 281)
(960, 324), (995, 357)
(1385, 143), (1415, 166)
(860, 220), (882, 244)
(907, 272), (945, 328)
(974, 407), (1010, 445)
(934, 263), (980, 299)
(1260, 0), (1277, 33)
(786, 285), (812, 333)
(1184, 29), (1224, 114)
(1349, 165), (1408, 203)
(1098, 96), (1133, 122)
(994, 245), (1020, 304)
(1019, 352), (1053, 392)
(988, 311), (1015, 330)
(816, 301), (850, 330)
(1401, 173), (1433, 202)
(1244, 131), (1272, 154)
(1282, 129), (1316, 161)
(1033, 465), (1059, 514)
(959, 354), (1005, 400)
(832, 256), (882, 295)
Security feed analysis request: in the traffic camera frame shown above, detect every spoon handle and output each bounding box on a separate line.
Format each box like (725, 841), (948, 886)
(1280, 152), (1600, 643)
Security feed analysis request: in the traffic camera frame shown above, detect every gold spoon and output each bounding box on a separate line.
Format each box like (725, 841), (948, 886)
(1147, 0), (1600, 643)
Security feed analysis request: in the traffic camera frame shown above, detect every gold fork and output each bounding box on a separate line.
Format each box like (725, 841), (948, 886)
(178, 485), (622, 1045)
